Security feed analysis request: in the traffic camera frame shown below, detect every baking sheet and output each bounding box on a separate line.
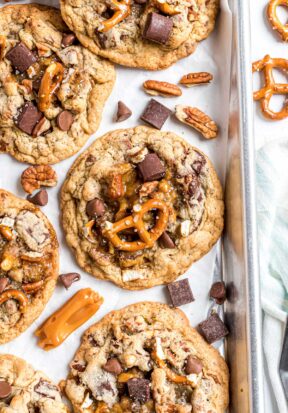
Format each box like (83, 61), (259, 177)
(0, 0), (232, 384)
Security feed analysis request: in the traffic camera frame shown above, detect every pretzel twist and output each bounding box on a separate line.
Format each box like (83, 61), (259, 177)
(252, 54), (288, 120)
(267, 0), (288, 41)
(99, 0), (131, 32)
(103, 199), (169, 252)
(0, 289), (28, 312)
(38, 62), (64, 112)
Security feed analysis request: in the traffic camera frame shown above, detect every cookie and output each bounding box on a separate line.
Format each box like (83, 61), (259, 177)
(0, 4), (115, 165)
(0, 354), (69, 412)
(65, 302), (229, 412)
(0, 189), (59, 343)
(60, 0), (219, 70)
(61, 126), (223, 289)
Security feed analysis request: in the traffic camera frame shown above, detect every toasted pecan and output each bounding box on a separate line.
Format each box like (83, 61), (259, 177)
(180, 72), (213, 87)
(21, 165), (57, 194)
(175, 105), (218, 139)
(143, 80), (182, 97)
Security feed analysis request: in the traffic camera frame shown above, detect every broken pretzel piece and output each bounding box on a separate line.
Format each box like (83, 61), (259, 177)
(175, 105), (218, 139)
(99, 0), (131, 32)
(180, 72), (213, 87)
(143, 80), (182, 97)
(21, 165), (57, 194)
(154, 0), (181, 15)
(38, 62), (64, 112)
(0, 289), (28, 313)
(267, 0), (288, 42)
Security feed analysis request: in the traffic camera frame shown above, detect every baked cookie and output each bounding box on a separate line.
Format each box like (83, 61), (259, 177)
(0, 189), (59, 344)
(0, 354), (69, 412)
(60, 0), (219, 70)
(0, 4), (115, 165)
(61, 126), (223, 289)
(65, 302), (229, 412)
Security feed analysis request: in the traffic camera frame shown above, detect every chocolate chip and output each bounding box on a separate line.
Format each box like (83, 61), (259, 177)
(61, 33), (77, 47)
(198, 313), (229, 344)
(210, 281), (226, 305)
(103, 358), (122, 375)
(115, 101), (132, 122)
(59, 273), (81, 289)
(167, 278), (194, 307)
(137, 153), (165, 182)
(0, 278), (9, 294)
(0, 381), (12, 399)
(86, 198), (105, 218)
(159, 231), (175, 249)
(141, 99), (172, 130)
(72, 362), (86, 372)
(27, 189), (48, 206)
(6, 42), (37, 73)
(185, 355), (203, 375)
(143, 12), (173, 45)
(127, 378), (150, 403)
(16, 102), (42, 135)
(56, 110), (74, 131)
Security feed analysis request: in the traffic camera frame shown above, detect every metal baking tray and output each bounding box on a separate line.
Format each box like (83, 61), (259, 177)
(224, 1), (264, 411)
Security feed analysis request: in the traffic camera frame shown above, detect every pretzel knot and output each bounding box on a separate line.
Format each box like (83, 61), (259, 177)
(99, 0), (131, 32)
(0, 289), (28, 313)
(38, 62), (64, 112)
(103, 199), (169, 252)
(252, 55), (288, 120)
(267, 0), (288, 41)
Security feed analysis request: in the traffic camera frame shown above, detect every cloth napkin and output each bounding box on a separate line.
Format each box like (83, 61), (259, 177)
(256, 137), (288, 412)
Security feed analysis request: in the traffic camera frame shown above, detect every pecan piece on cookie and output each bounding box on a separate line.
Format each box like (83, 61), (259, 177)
(143, 80), (182, 97)
(180, 72), (213, 87)
(154, 0), (181, 15)
(175, 105), (218, 139)
(21, 165), (58, 194)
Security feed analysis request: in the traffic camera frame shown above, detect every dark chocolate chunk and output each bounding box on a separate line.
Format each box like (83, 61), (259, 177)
(59, 273), (81, 289)
(0, 381), (12, 399)
(143, 12), (173, 45)
(185, 355), (203, 375)
(187, 174), (200, 197)
(34, 379), (58, 399)
(116, 101), (132, 122)
(56, 110), (74, 131)
(16, 102), (42, 135)
(6, 42), (37, 73)
(0, 278), (9, 294)
(209, 281), (226, 305)
(127, 378), (150, 403)
(72, 362), (86, 372)
(137, 153), (165, 182)
(141, 99), (172, 130)
(167, 278), (194, 307)
(86, 198), (105, 218)
(198, 313), (229, 344)
(61, 33), (77, 47)
(159, 231), (175, 249)
(103, 358), (122, 375)
(27, 189), (48, 206)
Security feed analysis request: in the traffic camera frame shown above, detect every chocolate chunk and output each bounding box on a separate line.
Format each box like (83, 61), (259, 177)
(159, 231), (175, 249)
(86, 198), (105, 218)
(61, 33), (77, 47)
(32, 77), (42, 92)
(143, 13), (173, 45)
(209, 281), (226, 305)
(72, 362), (86, 372)
(0, 381), (12, 399)
(103, 358), (122, 375)
(6, 42), (37, 73)
(27, 189), (48, 206)
(187, 174), (200, 197)
(116, 101), (132, 122)
(167, 278), (194, 307)
(56, 110), (74, 131)
(0, 277), (9, 294)
(127, 378), (150, 403)
(185, 355), (203, 375)
(59, 273), (81, 289)
(135, 0), (147, 3)
(137, 153), (165, 182)
(198, 313), (229, 344)
(34, 379), (58, 399)
(141, 99), (172, 130)
(16, 102), (42, 135)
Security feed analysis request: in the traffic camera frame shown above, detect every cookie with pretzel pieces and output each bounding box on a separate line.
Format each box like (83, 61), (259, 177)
(0, 189), (59, 344)
(60, 0), (219, 70)
(61, 126), (223, 289)
(65, 302), (229, 412)
(0, 4), (115, 164)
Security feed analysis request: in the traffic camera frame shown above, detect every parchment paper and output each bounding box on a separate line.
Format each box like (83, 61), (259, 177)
(0, 0), (232, 384)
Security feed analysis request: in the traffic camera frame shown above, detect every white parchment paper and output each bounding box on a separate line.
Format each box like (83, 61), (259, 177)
(0, 0), (232, 384)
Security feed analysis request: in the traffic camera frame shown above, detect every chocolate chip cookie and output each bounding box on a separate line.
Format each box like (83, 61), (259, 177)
(65, 302), (229, 412)
(0, 354), (69, 412)
(0, 189), (59, 344)
(0, 4), (115, 165)
(61, 126), (223, 289)
(60, 0), (219, 70)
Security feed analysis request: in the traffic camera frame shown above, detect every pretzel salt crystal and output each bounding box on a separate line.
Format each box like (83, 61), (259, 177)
(38, 62), (64, 112)
(0, 289), (28, 312)
(99, 0), (131, 32)
(267, 0), (288, 41)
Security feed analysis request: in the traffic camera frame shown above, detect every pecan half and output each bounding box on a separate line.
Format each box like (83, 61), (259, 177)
(179, 72), (213, 87)
(21, 165), (58, 194)
(175, 105), (218, 139)
(143, 80), (182, 97)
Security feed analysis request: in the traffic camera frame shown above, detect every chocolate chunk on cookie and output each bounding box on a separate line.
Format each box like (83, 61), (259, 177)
(137, 153), (165, 182)
(6, 42), (37, 72)
(16, 102), (42, 135)
(198, 313), (229, 344)
(56, 111), (74, 131)
(159, 231), (175, 248)
(86, 198), (105, 218)
(127, 378), (150, 403)
(143, 13), (173, 45)
(167, 278), (194, 307)
(185, 355), (203, 375)
(141, 99), (172, 129)
(103, 358), (122, 375)
(0, 381), (12, 399)
(61, 33), (76, 47)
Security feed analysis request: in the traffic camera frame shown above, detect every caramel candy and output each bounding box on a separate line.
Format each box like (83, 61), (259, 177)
(35, 288), (103, 350)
